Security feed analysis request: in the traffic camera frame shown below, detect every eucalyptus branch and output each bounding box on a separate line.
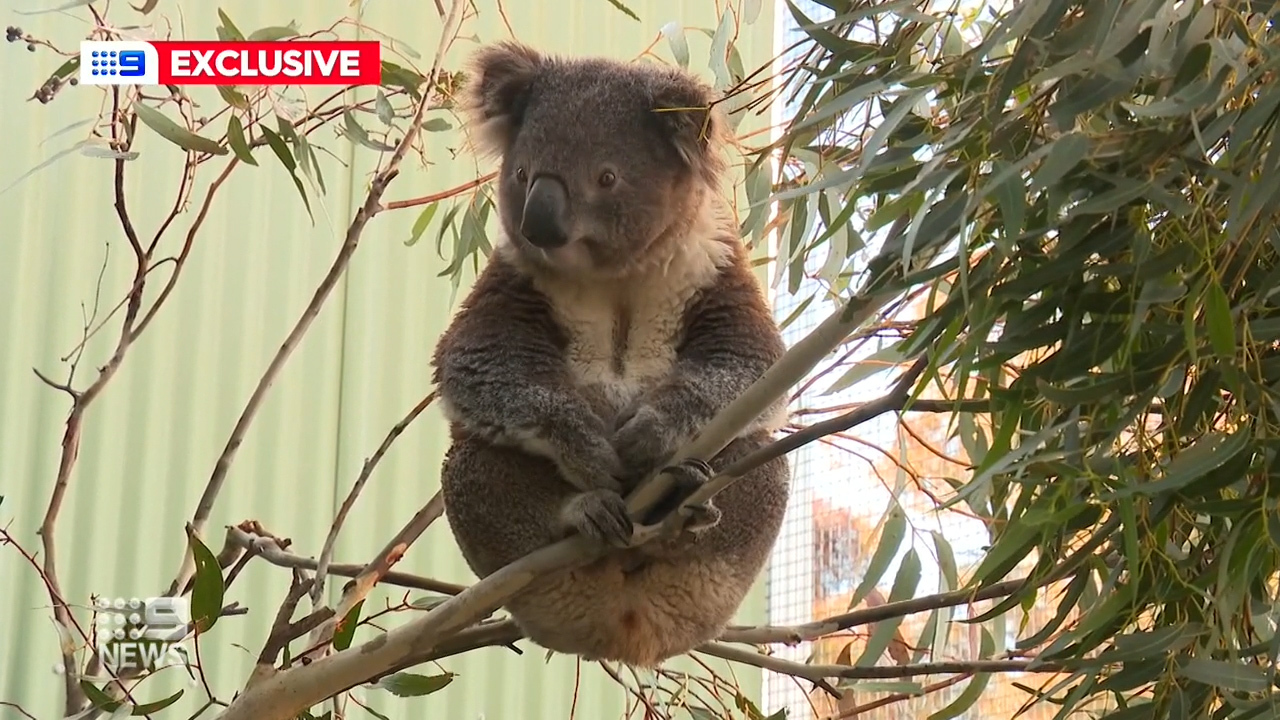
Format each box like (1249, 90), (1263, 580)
(626, 285), (905, 523)
(667, 354), (932, 523)
(296, 490), (447, 664)
(223, 524), (465, 597)
(696, 642), (1063, 680)
(721, 515), (1122, 646)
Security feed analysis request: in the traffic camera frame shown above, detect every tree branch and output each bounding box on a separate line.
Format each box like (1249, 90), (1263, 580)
(223, 524), (465, 597)
(697, 642), (1061, 680)
(721, 515), (1121, 646)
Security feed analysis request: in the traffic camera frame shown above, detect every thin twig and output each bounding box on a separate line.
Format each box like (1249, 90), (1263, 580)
(721, 515), (1121, 646)
(697, 643), (1063, 680)
(297, 490), (447, 665)
(312, 392), (437, 605)
(224, 525), (463, 596)
(382, 173), (495, 210)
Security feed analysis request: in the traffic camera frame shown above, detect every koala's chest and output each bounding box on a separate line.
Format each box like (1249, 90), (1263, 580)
(546, 284), (694, 412)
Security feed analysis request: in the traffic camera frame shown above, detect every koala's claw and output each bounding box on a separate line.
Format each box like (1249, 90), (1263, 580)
(681, 500), (722, 534)
(660, 458), (721, 534)
(563, 489), (634, 548)
(662, 457), (715, 493)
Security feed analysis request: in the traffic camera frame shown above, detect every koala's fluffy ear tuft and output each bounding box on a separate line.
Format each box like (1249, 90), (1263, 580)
(650, 73), (729, 187)
(460, 41), (546, 158)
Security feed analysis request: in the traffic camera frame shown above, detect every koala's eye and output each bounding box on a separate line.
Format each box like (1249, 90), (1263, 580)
(515, 166), (528, 183)
(598, 171), (617, 188)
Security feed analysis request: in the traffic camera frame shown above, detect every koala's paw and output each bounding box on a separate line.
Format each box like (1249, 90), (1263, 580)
(557, 434), (625, 493)
(612, 404), (681, 481)
(663, 458), (721, 534)
(562, 489), (634, 548)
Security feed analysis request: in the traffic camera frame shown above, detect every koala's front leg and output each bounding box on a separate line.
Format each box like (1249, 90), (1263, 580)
(611, 263), (787, 484)
(433, 278), (626, 494)
(440, 375), (625, 494)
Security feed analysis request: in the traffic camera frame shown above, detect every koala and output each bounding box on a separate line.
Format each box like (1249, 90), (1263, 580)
(432, 40), (792, 668)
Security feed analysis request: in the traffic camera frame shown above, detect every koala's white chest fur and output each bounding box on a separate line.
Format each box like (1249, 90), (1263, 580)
(533, 236), (731, 418)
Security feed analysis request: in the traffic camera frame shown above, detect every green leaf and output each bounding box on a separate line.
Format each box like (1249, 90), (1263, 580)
(226, 116), (257, 166)
(50, 56), (81, 81)
(847, 504), (907, 609)
(375, 672), (455, 697)
(1176, 656), (1271, 693)
(420, 118), (452, 132)
(707, 9), (734, 88)
(217, 85), (249, 110)
(661, 21), (690, 69)
(1104, 429), (1251, 500)
(15, 0), (94, 14)
(823, 341), (907, 394)
(926, 648), (992, 719)
(405, 202), (440, 247)
(602, 0), (640, 22)
(931, 531), (958, 592)
(856, 548), (921, 666)
(380, 61), (426, 99)
(374, 91), (394, 126)
(186, 526), (225, 633)
(332, 600), (363, 651)
(132, 102), (228, 156)
(0, 140), (88, 197)
(216, 7), (245, 41)
(1033, 132), (1089, 188)
(260, 126), (313, 221)
(1204, 279), (1235, 357)
(130, 0), (159, 12)
(342, 111), (396, 151)
(247, 23), (300, 42)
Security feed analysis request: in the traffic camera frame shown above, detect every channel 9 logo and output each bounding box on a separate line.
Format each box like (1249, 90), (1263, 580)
(79, 41), (160, 85)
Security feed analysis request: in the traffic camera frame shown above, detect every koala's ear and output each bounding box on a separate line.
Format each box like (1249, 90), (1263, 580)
(460, 41), (546, 158)
(650, 73), (729, 186)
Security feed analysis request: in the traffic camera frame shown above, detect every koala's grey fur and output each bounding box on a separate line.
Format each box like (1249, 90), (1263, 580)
(432, 40), (792, 668)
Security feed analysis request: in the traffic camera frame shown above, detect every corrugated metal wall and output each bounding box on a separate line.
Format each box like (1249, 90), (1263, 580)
(0, 1), (776, 718)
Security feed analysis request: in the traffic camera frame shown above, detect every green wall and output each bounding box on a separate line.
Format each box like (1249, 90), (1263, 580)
(0, 0), (777, 718)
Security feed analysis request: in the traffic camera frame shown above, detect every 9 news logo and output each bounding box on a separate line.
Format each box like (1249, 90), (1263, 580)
(79, 41), (160, 85)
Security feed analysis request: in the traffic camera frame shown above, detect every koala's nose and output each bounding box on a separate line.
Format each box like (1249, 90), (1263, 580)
(520, 175), (570, 249)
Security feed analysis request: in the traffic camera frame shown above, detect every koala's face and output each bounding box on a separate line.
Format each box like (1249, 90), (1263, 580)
(461, 42), (727, 277)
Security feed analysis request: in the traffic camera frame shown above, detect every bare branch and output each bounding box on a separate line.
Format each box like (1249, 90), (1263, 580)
(627, 286), (905, 525)
(670, 354), (932, 522)
(256, 572), (334, 670)
(313, 392), (437, 604)
(721, 515), (1121, 646)
(223, 525), (465, 596)
(697, 642), (1062, 680)
(295, 490), (448, 664)
(382, 173), (495, 211)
